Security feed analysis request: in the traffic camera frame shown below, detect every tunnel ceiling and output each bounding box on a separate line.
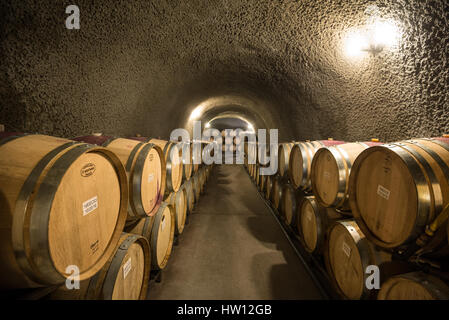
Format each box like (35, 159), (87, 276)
(0, 0), (448, 142)
(209, 117), (249, 132)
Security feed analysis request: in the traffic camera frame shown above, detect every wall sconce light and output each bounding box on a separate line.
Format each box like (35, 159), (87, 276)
(344, 18), (401, 58)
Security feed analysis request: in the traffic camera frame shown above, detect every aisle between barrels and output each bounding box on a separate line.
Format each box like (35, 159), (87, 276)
(147, 165), (323, 300)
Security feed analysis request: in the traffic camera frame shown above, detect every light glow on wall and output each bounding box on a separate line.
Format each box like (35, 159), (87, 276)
(189, 105), (203, 120)
(344, 18), (401, 59)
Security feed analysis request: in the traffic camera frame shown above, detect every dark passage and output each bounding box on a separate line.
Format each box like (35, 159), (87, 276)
(148, 165), (323, 300)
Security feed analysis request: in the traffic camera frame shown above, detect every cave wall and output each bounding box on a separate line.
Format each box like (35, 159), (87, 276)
(0, 0), (448, 142)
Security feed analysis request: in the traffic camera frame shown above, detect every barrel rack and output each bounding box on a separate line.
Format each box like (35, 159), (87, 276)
(247, 169), (341, 300)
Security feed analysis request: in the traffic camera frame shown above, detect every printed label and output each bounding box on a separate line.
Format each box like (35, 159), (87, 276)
(81, 163), (96, 177)
(161, 219), (165, 231)
(342, 241), (351, 257)
(148, 173), (154, 183)
(83, 196), (98, 216)
(377, 185), (390, 200)
(123, 257), (132, 279)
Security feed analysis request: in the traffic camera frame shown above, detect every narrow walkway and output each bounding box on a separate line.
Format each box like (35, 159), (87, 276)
(147, 165), (323, 299)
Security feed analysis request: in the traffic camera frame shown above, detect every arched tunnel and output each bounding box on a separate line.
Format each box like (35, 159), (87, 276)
(0, 1), (449, 302)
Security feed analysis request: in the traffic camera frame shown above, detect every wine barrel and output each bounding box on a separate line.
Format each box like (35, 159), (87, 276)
(311, 142), (381, 210)
(288, 140), (345, 190)
(149, 139), (183, 193)
(0, 134), (128, 288)
(259, 173), (266, 192)
(198, 167), (206, 193)
(205, 165), (212, 181)
(183, 180), (195, 214)
(127, 203), (175, 270)
(73, 135), (165, 219)
(191, 141), (200, 173)
(349, 138), (449, 249)
(299, 196), (345, 254)
(278, 142), (295, 178)
(270, 176), (283, 210)
(234, 136), (242, 146)
(165, 187), (187, 235)
(281, 184), (305, 226)
(255, 165), (260, 185)
(246, 142), (257, 167)
(325, 220), (391, 300)
(50, 232), (150, 300)
(265, 175), (273, 200)
(180, 142), (193, 182)
(378, 272), (449, 300)
(192, 174), (201, 202)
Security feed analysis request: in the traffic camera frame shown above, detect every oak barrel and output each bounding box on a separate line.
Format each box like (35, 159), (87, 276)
(50, 232), (150, 300)
(278, 142), (295, 178)
(179, 142), (193, 182)
(299, 196), (344, 254)
(0, 134), (128, 288)
(183, 180), (195, 214)
(311, 142), (381, 210)
(270, 176), (283, 210)
(325, 220), (391, 299)
(166, 187), (187, 235)
(265, 175), (273, 200)
(349, 138), (449, 248)
(259, 173), (266, 192)
(126, 202), (175, 270)
(191, 141), (200, 173)
(73, 135), (166, 219)
(198, 167), (206, 194)
(255, 165), (260, 185)
(192, 174), (201, 203)
(149, 139), (183, 193)
(378, 272), (449, 300)
(280, 184), (305, 226)
(288, 140), (345, 190)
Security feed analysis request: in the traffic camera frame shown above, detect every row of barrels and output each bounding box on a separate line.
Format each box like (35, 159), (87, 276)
(0, 132), (212, 299)
(52, 165), (212, 300)
(276, 137), (449, 251)
(246, 135), (449, 300)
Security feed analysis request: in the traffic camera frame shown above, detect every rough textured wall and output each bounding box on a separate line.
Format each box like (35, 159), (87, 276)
(0, 0), (448, 142)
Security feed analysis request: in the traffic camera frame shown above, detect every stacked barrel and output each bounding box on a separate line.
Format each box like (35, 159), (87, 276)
(0, 133), (213, 300)
(247, 137), (449, 300)
(221, 129), (242, 154)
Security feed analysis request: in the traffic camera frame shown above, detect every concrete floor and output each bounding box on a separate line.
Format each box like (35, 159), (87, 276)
(147, 165), (323, 300)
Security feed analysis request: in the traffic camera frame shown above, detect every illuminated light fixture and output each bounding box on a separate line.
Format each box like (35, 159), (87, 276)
(246, 122), (255, 132)
(189, 106), (203, 120)
(205, 122), (211, 128)
(344, 17), (401, 58)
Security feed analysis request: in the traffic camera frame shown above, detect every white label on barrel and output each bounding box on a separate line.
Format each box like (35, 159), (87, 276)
(161, 219), (165, 231)
(377, 185), (390, 200)
(83, 196), (98, 216)
(342, 241), (351, 257)
(123, 257), (132, 279)
(148, 173), (154, 183)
